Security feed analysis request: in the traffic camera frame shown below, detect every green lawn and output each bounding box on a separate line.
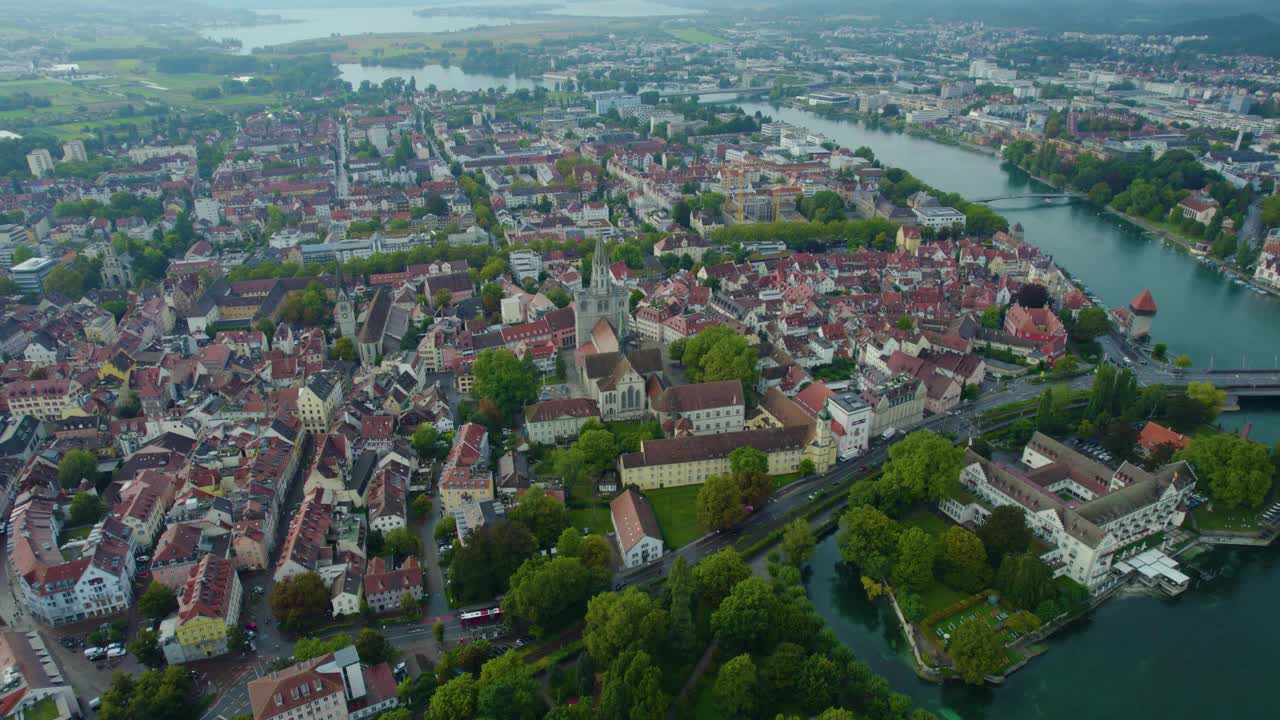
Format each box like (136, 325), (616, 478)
(1193, 505), (1265, 532)
(902, 513), (951, 538)
(23, 696), (61, 720)
(917, 581), (969, 617)
(56, 525), (93, 546)
(644, 485), (703, 549)
(771, 472), (803, 489)
(668, 28), (728, 44)
(567, 506), (613, 535)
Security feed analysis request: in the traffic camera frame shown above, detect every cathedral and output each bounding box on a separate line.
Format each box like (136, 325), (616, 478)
(574, 236), (629, 347)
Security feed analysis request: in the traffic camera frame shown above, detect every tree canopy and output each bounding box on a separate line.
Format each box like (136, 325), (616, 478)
(1179, 433), (1273, 510)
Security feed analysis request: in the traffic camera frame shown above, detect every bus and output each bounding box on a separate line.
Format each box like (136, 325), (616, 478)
(459, 607), (503, 627)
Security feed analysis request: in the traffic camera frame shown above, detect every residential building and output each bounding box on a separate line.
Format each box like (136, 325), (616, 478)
(362, 556), (423, 614)
(1003, 302), (1067, 358)
(25, 149), (54, 178)
(10, 257), (56, 294)
(438, 423), (493, 514)
(299, 372), (342, 432)
(1, 379), (76, 421)
(649, 380), (746, 436)
(7, 503), (137, 626)
(509, 249), (543, 282)
(524, 398), (601, 445)
(611, 489), (662, 568)
(161, 555), (243, 664)
(1177, 196), (1218, 224)
(247, 646), (399, 720)
(62, 140), (87, 163)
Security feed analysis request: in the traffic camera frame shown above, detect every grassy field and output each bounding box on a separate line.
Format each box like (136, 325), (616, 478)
(668, 28), (727, 44)
(567, 506), (613, 536)
(645, 485), (703, 549)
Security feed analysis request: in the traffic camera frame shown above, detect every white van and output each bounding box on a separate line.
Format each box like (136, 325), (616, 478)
(88, 696), (101, 710)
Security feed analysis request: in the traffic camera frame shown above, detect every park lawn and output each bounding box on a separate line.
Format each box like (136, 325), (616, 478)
(1193, 504), (1264, 532)
(902, 513), (951, 538)
(23, 697), (61, 720)
(669, 28), (727, 44)
(567, 506), (612, 536)
(771, 472), (802, 489)
(916, 580), (969, 617)
(644, 485), (703, 549)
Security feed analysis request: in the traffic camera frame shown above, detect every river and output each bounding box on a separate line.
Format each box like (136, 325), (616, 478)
(737, 101), (1280, 442)
(808, 533), (1280, 720)
(203, 1), (701, 53)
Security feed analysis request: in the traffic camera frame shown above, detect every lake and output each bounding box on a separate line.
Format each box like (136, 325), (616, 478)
(203, 2), (702, 53)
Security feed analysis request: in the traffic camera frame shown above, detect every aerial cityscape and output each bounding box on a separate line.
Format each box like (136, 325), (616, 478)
(1, 1), (1280, 719)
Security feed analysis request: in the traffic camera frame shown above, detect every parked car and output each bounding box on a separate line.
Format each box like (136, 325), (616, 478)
(89, 697), (101, 711)
(83, 646), (103, 659)
(107, 646), (127, 659)
(245, 621), (257, 631)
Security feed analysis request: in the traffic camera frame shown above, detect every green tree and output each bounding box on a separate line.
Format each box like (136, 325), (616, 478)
(139, 581), (178, 621)
(57, 449), (98, 489)
(411, 423), (443, 461)
(383, 527), (423, 557)
(508, 486), (569, 548)
(1179, 433), (1273, 510)
(398, 672), (437, 712)
(355, 628), (397, 665)
(696, 473), (747, 531)
(1072, 306), (1112, 341)
(666, 557), (696, 656)
(450, 522), (538, 602)
(476, 652), (546, 720)
(598, 651), (667, 720)
(780, 518), (817, 567)
(583, 588), (668, 665)
(977, 505), (1032, 567)
(578, 534), (613, 570)
(939, 526), (991, 593)
(556, 527), (583, 558)
(472, 349), (540, 420)
(949, 620), (1005, 685)
(995, 552), (1056, 610)
(1152, 343), (1168, 361)
(332, 336), (357, 361)
(728, 447), (768, 476)
(876, 431), (965, 514)
(890, 527), (936, 593)
(1087, 181), (1112, 206)
(69, 491), (106, 525)
(427, 674), (478, 720)
(44, 264), (86, 297)
(294, 634), (354, 662)
(1186, 381), (1226, 421)
(1035, 388), (1057, 434)
(98, 666), (197, 720)
(128, 628), (165, 668)
(269, 572), (332, 630)
(576, 428), (620, 476)
(504, 556), (605, 635)
(411, 494), (433, 519)
(895, 315), (914, 331)
(714, 654), (758, 718)
(838, 505), (901, 580)
(680, 325), (758, 387)
(711, 577), (782, 652)
(798, 458), (816, 476)
(1173, 354), (1193, 368)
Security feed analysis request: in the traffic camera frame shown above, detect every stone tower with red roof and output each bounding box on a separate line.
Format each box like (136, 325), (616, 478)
(1127, 289), (1157, 338)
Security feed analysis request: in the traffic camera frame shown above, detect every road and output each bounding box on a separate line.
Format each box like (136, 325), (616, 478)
(336, 121), (350, 200)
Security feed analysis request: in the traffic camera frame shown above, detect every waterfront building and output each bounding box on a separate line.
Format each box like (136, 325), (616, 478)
(1111, 289), (1157, 339)
(943, 432), (1195, 592)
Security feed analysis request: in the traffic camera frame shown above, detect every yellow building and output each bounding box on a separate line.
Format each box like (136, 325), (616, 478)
(438, 423), (494, 514)
(162, 555), (242, 664)
(99, 350), (134, 384)
(298, 371), (341, 433)
(619, 408), (835, 490)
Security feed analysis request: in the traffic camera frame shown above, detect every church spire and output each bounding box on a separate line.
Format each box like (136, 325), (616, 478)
(591, 236), (610, 291)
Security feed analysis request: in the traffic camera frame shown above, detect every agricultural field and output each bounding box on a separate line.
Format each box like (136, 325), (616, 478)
(668, 28), (727, 44)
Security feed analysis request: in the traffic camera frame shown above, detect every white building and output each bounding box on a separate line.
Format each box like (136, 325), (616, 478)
(509, 248), (543, 282)
(62, 140), (87, 163)
(11, 256), (55, 294)
(611, 489), (662, 568)
(649, 380), (745, 436)
(827, 391), (873, 459)
(942, 434), (1196, 593)
(523, 398), (601, 445)
(7, 503), (137, 626)
(911, 206), (967, 230)
(26, 149), (54, 178)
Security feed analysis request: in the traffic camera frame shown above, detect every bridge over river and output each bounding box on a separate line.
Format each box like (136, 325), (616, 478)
(970, 192), (1085, 203)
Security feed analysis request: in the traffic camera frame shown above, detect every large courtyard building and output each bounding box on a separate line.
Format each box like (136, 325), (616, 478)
(942, 433), (1196, 592)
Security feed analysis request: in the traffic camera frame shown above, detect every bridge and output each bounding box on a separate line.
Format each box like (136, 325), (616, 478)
(970, 192), (1084, 204)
